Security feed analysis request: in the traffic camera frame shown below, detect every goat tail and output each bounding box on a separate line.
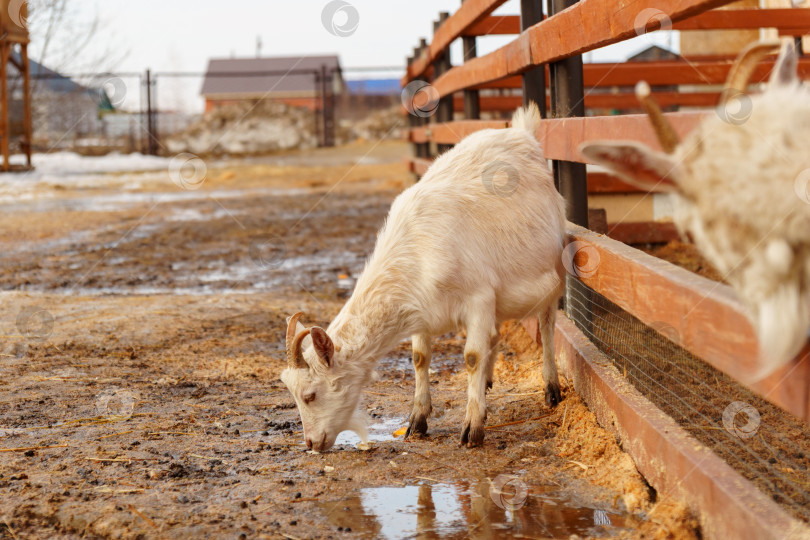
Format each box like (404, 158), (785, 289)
(511, 102), (542, 138)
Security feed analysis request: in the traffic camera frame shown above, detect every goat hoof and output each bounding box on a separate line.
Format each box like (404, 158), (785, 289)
(545, 381), (562, 408)
(404, 415), (428, 439)
(460, 423), (484, 448)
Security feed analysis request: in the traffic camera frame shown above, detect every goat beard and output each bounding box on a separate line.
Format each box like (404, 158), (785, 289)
(752, 284), (810, 382)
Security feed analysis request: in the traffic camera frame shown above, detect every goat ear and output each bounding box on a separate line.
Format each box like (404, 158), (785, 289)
(579, 141), (680, 193)
(310, 327), (335, 367)
(769, 39), (799, 90)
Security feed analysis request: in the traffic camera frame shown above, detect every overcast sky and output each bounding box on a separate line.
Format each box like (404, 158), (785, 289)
(29, 0), (677, 113)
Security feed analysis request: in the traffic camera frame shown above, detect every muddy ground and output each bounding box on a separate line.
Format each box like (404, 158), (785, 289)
(0, 141), (699, 539)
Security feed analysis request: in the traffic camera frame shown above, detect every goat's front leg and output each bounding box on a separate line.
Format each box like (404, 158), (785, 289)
(540, 306), (562, 407)
(405, 333), (432, 438)
(461, 313), (497, 448)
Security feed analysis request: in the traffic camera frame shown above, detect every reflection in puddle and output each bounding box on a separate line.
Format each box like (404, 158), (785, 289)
(321, 480), (630, 539)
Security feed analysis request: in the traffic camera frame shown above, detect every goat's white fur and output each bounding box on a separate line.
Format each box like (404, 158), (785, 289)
(581, 40), (810, 380)
(281, 103), (565, 451)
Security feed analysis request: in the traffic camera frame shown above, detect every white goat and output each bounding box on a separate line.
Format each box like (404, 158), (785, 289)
(281, 104), (565, 451)
(581, 40), (810, 379)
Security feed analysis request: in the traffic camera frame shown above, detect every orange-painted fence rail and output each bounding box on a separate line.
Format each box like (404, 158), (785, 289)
(469, 57), (810, 90)
(402, 0), (810, 425)
(460, 9), (810, 39)
(409, 111), (707, 157)
(419, 3), (807, 97)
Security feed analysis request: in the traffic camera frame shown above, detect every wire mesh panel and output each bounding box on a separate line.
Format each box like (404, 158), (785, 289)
(565, 277), (810, 523)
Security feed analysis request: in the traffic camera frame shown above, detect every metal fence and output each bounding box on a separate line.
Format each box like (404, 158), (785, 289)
(567, 276), (810, 523)
(13, 65), (402, 156)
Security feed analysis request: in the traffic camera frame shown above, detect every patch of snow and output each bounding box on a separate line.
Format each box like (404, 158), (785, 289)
(46, 286), (257, 297)
(9, 151), (171, 176)
(198, 264), (258, 283)
(0, 186), (307, 211)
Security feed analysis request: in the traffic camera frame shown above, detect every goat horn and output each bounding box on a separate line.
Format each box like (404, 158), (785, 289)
(287, 329), (311, 369)
(635, 81), (679, 154)
(286, 312), (305, 351)
(723, 40), (781, 96)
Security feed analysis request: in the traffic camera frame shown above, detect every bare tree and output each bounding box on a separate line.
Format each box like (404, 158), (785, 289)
(15, 0), (129, 146)
(26, 0), (127, 77)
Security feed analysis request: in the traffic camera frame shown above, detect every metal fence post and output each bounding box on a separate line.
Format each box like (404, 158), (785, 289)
(320, 64), (336, 147)
(520, 0), (546, 117)
(313, 71), (321, 145)
(145, 69), (157, 156)
(153, 75), (160, 150)
(548, 0), (588, 227)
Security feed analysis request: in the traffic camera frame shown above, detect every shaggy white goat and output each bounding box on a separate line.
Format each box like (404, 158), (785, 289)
(581, 40), (810, 379)
(281, 103), (565, 451)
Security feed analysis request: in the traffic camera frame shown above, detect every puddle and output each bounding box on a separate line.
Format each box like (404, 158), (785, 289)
(321, 480), (631, 539)
(11, 248), (366, 297)
(335, 417), (404, 447)
(377, 347), (464, 374)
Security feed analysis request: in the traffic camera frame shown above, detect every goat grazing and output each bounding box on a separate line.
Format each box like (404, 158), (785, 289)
(281, 103), (565, 451)
(581, 40), (810, 379)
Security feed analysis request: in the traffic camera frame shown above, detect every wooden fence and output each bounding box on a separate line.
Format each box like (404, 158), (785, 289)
(402, 2), (810, 538)
(402, 0), (810, 421)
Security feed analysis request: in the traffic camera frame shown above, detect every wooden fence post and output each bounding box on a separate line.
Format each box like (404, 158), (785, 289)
(547, 0), (589, 317)
(0, 43), (9, 171)
(21, 43), (32, 168)
(415, 39), (431, 160)
(520, 0), (546, 117)
(434, 13), (454, 154)
(406, 53), (419, 171)
(461, 0), (480, 120)
(548, 0), (588, 227)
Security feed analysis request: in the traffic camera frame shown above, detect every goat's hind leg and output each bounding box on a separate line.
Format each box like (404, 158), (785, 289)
(405, 333), (432, 438)
(540, 306), (562, 407)
(485, 333), (498, 391)
(461, 313), (497, 448)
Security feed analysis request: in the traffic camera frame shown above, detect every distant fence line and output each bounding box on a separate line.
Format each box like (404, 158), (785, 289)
(16, 65), (404, 154)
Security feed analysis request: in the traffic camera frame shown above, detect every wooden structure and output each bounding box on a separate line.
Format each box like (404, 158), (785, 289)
(0, 0), (31, 171)
(403, 2), (810, 539)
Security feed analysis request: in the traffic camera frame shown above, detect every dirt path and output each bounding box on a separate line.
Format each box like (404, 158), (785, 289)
(0, 142), (698, 539)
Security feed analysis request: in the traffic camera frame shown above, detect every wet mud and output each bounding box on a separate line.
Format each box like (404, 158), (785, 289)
(0, 141), (699, 539)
